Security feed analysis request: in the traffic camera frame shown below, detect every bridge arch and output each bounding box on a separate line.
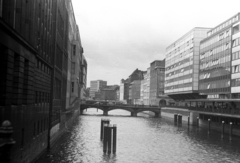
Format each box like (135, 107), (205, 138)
(80, 106), (105, 114)
(159, 99), (166, 106)
(135, 108), (161, 117)
(107, 107), (134, 113)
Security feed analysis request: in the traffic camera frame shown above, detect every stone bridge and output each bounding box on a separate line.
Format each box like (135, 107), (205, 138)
(80, 104), (161, 117)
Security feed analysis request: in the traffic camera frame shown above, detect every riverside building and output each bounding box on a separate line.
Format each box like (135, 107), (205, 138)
(0, 0), (87, 162)
(149, 60), (165, 105)
(199, 13), (240, 99)
(90, 80), (107, 98)
(165, 27), (211, 100)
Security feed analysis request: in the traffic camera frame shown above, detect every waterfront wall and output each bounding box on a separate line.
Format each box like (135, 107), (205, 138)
(200, 119), (240, 137)
(160, 107), (240, 137)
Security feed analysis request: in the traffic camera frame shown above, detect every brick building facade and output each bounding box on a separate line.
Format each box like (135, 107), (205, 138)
(0, 0), (87, 162)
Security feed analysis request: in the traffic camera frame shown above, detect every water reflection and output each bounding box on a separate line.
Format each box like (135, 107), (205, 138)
(35, 110), (240, 163)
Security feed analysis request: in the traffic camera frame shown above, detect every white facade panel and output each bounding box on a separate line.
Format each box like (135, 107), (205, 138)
(232, 46), (240, 53)
(232, 31), (240, 40)
(231, 73), (240, 79)
(232, 59), (240, 66)
(231, 86), (240, 93)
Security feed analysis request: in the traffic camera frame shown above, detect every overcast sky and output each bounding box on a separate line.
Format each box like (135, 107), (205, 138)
(72, 0), (240, 87)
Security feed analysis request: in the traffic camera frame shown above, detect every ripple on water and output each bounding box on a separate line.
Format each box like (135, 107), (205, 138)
(35, 110), (240, 163)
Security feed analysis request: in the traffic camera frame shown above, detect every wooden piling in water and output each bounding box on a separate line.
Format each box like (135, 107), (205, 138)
(178, 114), (182, 126)
(197, 117), (199, 128)
(208, 119), (211, 134)
(113, 124), (117, 154)
(229, 122), (233, 141)
(174, 114), (178, 125)
(107, 124), (112, 154)
(221, 121), (225, 139)
(103, 124), (108, 153)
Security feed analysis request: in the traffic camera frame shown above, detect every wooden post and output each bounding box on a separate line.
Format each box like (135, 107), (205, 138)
(103, 124), (108, 153)
(107, 124), (112, 154)
(221, 121), (225, 139)
(113, 124), (117, 154)
(103, 119), (110, 141)
(229, 122), (233, 141)
(178, 114), (182, 127)
(100, 119), (104, 140)
(197, 117), (199, 128)
(208, 119), (211, 134)
(174, 114), (178, 125)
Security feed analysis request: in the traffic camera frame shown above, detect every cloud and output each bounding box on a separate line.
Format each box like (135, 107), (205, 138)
(72, 0), (240, 86)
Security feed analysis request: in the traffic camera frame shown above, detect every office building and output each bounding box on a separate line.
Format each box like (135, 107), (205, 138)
(165, 27), (211, 100)
(149, 60), (165, 105)
(90, 80), (107, 98)
(199, 13), (240, 99)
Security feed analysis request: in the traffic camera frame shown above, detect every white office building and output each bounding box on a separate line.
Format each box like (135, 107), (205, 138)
(165, 27), (211, 100)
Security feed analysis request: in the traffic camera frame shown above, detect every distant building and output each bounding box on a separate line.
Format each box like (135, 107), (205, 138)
(199, 13), (240, 99)
(90, 80), (107, 98)
(85, 87), (90, 98)
(129, 80), (141, 104)
(149, 60), (165, 105)
(99, 85), (119, 101)
(165, 27), (211, 101)
(119, 69), (145, 104)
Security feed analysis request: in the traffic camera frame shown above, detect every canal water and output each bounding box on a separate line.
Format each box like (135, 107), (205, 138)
(35, 109), (240, 163)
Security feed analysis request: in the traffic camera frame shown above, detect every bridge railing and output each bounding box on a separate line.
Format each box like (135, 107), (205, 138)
(81, 103), (160, 108)
(162, 105), (240, 116)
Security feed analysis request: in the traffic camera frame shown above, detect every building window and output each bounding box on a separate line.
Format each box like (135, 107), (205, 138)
(207, 83), (210, 89)
(73, 45), (76, 55)
(71, 62), (75, 74)
(234, 65), (239, 73)
(21, 128), (25, 148)
(54, 78), (61, 99)
(33, 122), (36, 137)
(37, 121), (40, 135)
(232, 78), (240, 87)
(56, 45), (62, 69)
(233, 25), (239, 35)
(71, 82), (74, 93)
(0, 0), (2, 17)
(233, 38), (239, 47)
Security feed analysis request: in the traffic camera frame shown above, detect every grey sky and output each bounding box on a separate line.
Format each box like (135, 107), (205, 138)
(72, 0), (240, 87)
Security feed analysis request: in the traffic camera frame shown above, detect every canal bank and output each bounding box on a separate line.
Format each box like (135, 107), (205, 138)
(159, 107), (240, 137)
(32, 102), (81, 163)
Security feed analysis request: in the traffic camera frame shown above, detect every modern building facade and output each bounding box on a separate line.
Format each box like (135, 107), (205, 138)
(89, 80), (107, 98)
(199, 13), (240, 99)
(165, 27), (211, 101)
(149, 60), (165, 105)
(0, 0), (87, 162)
